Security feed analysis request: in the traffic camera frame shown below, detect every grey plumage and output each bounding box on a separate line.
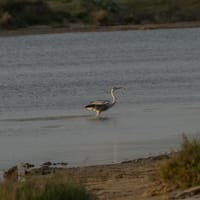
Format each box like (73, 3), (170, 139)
(85, 87), (123, 118)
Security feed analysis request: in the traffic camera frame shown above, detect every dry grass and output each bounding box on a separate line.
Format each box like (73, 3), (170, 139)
(0, 171), (96, 200)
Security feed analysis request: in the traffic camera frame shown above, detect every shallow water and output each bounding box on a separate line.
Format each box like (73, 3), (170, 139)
(0, 28), (200, 170)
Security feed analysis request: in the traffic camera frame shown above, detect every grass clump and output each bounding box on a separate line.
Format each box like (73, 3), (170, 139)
(0, 172), (96, 200)
(160, 135), (200, 189)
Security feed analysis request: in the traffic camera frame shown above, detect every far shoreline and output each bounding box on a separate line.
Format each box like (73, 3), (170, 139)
(0, 21), (200, 37)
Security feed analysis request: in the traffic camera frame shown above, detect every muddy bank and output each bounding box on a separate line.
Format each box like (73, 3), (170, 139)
(0, 21), (200, 37)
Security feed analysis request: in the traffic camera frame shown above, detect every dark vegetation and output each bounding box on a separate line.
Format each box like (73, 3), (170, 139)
(160, 135), (200, 189)
(0, 0), (200, 29)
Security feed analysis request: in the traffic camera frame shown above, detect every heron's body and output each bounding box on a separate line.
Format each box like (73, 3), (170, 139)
(85, 87), (122, 118)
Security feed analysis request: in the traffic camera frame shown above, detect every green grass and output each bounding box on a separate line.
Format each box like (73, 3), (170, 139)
(0, 172), (96, 200)
(159, 135), (200, 189)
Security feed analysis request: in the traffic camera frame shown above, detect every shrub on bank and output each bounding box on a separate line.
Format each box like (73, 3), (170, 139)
(159, 135), (200, 189)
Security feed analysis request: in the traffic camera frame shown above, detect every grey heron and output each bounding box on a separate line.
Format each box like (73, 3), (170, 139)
(85, 87), (123, 118)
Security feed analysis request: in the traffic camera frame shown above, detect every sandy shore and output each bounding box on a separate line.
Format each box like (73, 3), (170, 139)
(0, 21), (200, 37)
(17, 154), (168, 200)
(65, 154), (200, 200)
(4, 153), (200, 200)
(67, 155), (168, 200)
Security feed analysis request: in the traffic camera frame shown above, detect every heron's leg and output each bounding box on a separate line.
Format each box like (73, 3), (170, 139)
(96, 111), (101, 119)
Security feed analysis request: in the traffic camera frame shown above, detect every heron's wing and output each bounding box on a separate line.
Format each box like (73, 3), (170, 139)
(85, 100), (112, 112)
(88, 100), (110, 105)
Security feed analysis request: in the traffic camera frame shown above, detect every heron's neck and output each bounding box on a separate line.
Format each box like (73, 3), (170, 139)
(111, 89), (116, 105)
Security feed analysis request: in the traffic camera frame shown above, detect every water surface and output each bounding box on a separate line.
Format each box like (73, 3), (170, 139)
(0, 28), (200, 170)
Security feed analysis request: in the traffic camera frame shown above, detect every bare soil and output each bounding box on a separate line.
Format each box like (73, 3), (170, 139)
(66, 155), (200, 200)
(66, 155), (171, 200)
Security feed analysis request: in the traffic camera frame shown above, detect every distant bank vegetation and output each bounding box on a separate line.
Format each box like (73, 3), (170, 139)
(0, 0), (200, 29)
